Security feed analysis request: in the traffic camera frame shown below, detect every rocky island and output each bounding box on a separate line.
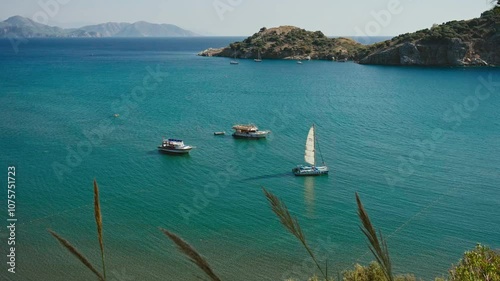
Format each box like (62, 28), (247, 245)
(199, 3), (500, 66)
(199, 25), (365, 61)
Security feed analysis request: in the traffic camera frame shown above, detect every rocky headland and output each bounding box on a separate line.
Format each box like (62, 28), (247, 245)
(199, 4), (500, 66)
(359, 6), (500, 66)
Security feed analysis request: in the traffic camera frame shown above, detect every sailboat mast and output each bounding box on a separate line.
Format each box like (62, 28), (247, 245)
(314, 124), (326, 165)
(313, 124), (316, 166)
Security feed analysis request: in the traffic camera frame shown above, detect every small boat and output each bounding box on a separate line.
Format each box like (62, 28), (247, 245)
(214, 131), (226, 135)
(158, 138), (193, 154)
(232, 124), (269, 139)
(292, 124), (328, 176)
(297, 61), (303, 64)
(230, 53), (239, 64)
(254, 49), (262, 62)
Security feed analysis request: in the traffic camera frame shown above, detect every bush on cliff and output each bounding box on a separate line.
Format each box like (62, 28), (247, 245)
(449, 244), (500, 281)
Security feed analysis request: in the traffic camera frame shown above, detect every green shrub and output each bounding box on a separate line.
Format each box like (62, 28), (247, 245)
(343, 262), (385, 281)
(448, 244), (500, 281)
(342, 262), (416, 281)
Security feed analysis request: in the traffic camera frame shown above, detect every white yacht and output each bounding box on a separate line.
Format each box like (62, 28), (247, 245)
(158, 138), (193, 154)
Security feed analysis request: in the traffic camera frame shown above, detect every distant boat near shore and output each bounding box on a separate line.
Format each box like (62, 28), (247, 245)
(230, 53), (239, 64)
(254, 50), (262, 62)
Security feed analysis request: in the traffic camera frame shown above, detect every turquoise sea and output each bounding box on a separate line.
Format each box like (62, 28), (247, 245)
(0, 38), (499, 281)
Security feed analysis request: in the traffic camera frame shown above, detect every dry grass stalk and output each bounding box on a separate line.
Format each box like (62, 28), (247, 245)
(48, 229), (105, 281)
(355, 192), (393, 281)
(262, 187), (327, 279)
(93, 179), (107, 280)
(160, 228), (221, 281)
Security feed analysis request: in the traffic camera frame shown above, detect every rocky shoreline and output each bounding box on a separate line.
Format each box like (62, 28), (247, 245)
(198, 26), (365, 62)
(199, 5), (500, 66)
(359, 39), (491, 66)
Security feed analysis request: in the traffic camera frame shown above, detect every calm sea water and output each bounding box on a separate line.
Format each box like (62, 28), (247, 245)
(0, 38), (499, 281)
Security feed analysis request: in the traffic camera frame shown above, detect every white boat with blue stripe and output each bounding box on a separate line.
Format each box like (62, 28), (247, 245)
(158, 138), (193, 154)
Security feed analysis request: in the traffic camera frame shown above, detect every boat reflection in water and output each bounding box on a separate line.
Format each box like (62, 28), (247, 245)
(304, 176), (316, 218)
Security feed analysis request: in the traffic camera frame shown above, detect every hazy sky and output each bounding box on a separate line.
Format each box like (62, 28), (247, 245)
(0, 0), (495, 36)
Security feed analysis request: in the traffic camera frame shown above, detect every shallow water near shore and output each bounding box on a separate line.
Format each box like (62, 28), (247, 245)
(0, 37), (499, 281)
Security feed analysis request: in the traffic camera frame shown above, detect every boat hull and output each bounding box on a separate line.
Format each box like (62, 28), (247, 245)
(158, 147), (192, 154)
(232, 132), (268, 139)
(292, 165), (329, 176)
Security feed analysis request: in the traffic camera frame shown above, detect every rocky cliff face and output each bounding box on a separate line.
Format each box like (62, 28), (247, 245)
(359, 7), (500, 66)
(359, 39), (486, 66)
(200, 6), (500, 67)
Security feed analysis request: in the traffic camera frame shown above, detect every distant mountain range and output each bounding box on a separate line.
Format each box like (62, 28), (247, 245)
(0, 16), (198, 38)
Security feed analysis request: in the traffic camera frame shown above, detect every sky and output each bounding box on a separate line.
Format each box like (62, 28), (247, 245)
(0, 0), (495, 36)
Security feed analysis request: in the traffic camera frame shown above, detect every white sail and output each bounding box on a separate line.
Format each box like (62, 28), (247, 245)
(304, 125), (315, 166)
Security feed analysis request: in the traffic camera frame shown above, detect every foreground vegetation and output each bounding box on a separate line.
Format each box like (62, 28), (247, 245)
(48, 180), (500, 280)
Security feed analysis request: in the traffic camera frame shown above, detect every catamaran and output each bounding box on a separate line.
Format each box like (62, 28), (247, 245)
(292, 124), (329, 176)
